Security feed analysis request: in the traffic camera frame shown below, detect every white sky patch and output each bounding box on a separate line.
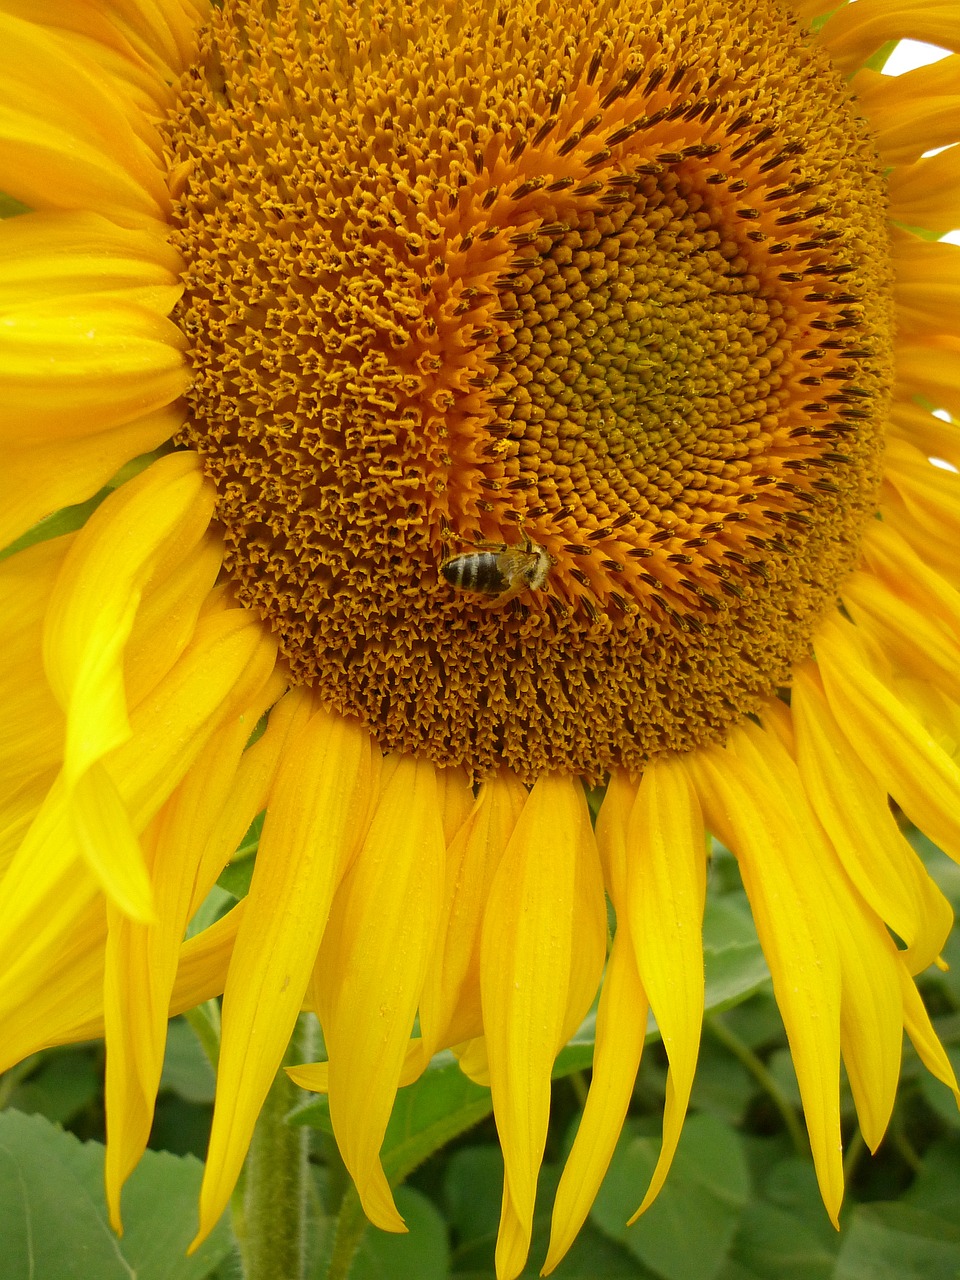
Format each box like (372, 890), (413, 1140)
(881, 39), (952, 77)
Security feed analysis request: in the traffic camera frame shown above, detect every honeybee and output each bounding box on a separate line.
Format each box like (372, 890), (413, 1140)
(440, 532), (553, 604)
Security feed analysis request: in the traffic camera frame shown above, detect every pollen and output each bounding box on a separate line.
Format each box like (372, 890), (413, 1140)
(163, 0), (894, 782)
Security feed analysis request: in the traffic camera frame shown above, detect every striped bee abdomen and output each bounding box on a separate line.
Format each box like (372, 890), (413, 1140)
(441, 551), (508, 595)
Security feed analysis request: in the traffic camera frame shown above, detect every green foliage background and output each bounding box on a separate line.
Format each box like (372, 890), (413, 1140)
(1, 833), (958, 1280)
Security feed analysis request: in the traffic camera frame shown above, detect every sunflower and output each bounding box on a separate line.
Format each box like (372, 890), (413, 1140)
(2, 0), (959, 1274)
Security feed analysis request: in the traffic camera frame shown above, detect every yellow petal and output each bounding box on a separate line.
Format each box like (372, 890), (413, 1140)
(895, 339), (960, 423)
(190, 682), (314, 912)
(792, 660), (952, 973)
(0, 535), (70, 790)
(0, 11), (170, 223)
(316, 754), (445, 1234)
(435, 764), (476, 844)
(900, 966), (960, 1103)
(687, 733), (844, 1223)
(843, 570), (960, 707)
(888, 400), (960, 474)
(0, 605), (277, 1016)
(888, 144), (960, 235)
(823, 3), (960, 78)
(44, 451), (213, 791)
(109, 607), (278, 832)
(419, 770), (526, 1058)
(2, 407), (183, 552)
(544, 933), (648, 1274)
(850, 56), (960, 164)
(892, 227), (960, 340)
(125, 531), (224, 712)
(453, 1035), (491, 1087)
(0, 209), (182, 309)
(595, 767), (636, 906)
(103, 671), (283, 1229)
(627, 755), (706, 1217)
(733, 722), (906, 1155)
(1, 1), (176, 112)
(195, 710), (379, 1245)
(480, 774), (583, 1280)
(0, 297), (189, 443)
(816, 614), (960, 864)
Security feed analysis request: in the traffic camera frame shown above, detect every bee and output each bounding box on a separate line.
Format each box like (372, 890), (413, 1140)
(440, 532), (553, 604)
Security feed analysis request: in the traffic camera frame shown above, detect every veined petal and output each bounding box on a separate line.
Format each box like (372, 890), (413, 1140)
(0, 536), (70, 788)
(895, 339), (960, 422)
(816, 614), (960, 865)
(44, 451), (213, 792)
(1, 2), (176, 112)
(0, 12), (171, 221)
(435, 764), (476, 844)
(887, 144), (960, 236)
(418, 770), (526, 1058)
(862, 520), (960, 644)
(103, 670), (282, 1228)
(900, 966), (960, 1102)
(0, 210), (182, 309)
(733, 722), (908, 1154)
(312, 753), (444, 1235)
(0, 297), (189, 443)
(594, 767), (637, 907)
(849, 57), (960, 163)
(687, 732), (844, 1223)
(453, 1035), (491, 1087)
(0, 897), (106, 1070)
(626, 755), (707, 1217)
(888, 400), (960, 474)
(792, 660), (952, 973)
(566, 790), (608, 1042)
(0, 605), (277, 1014)
(480, 774), (583, 1280)
(892, 228), (960, 340)
(842, 570), (960, 702)
(544, 933), (648, 1274)
(190, 682), (314, 912)
(108, 607), (278, 833)
(196, 710), (379, 1245)
(822, 2), (960, 78)
(2, 408), (183, 552)
(124, 530), (224, 711)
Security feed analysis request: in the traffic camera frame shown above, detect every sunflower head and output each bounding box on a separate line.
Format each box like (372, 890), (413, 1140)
(165, 0), (893, 781)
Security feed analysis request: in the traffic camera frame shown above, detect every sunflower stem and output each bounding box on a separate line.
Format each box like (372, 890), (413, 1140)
(704, 1012), (809, 1158)
(324, 1184), (370, 1280)
(238, 1015), (314, 1280)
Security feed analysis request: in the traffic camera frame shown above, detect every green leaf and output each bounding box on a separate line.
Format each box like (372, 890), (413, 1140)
(728, 1201), (835, 1280)
(834, 1203), (960, 1280)
(903, 1137), (960, 1217)
(0, 1110), (233, 1280)
(702, 897), (770, 1012)
(6, 1048), (99, 1125)
(592, 1113), (751, 1280)
(443, 1145), (502, 1267)
(161, 1018), (217, 1104)
(350, 1186), (449, 1280)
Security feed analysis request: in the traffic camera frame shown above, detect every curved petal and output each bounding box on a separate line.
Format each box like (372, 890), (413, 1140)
(195, 709), (379, 1245)
(822, 2), (960, 78)
(418, 770), (526, 1057)
(687, 732), (844, 1223)
(314, 753), (444, 1235)
(792, 660), (952, 973)
(480, 775), (598, 1280)
(627, 755), (707, 1218)
(816, 613), (960, 864)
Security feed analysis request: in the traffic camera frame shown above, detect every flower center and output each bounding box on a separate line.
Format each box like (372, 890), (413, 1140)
(162, 0), (893, 782)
